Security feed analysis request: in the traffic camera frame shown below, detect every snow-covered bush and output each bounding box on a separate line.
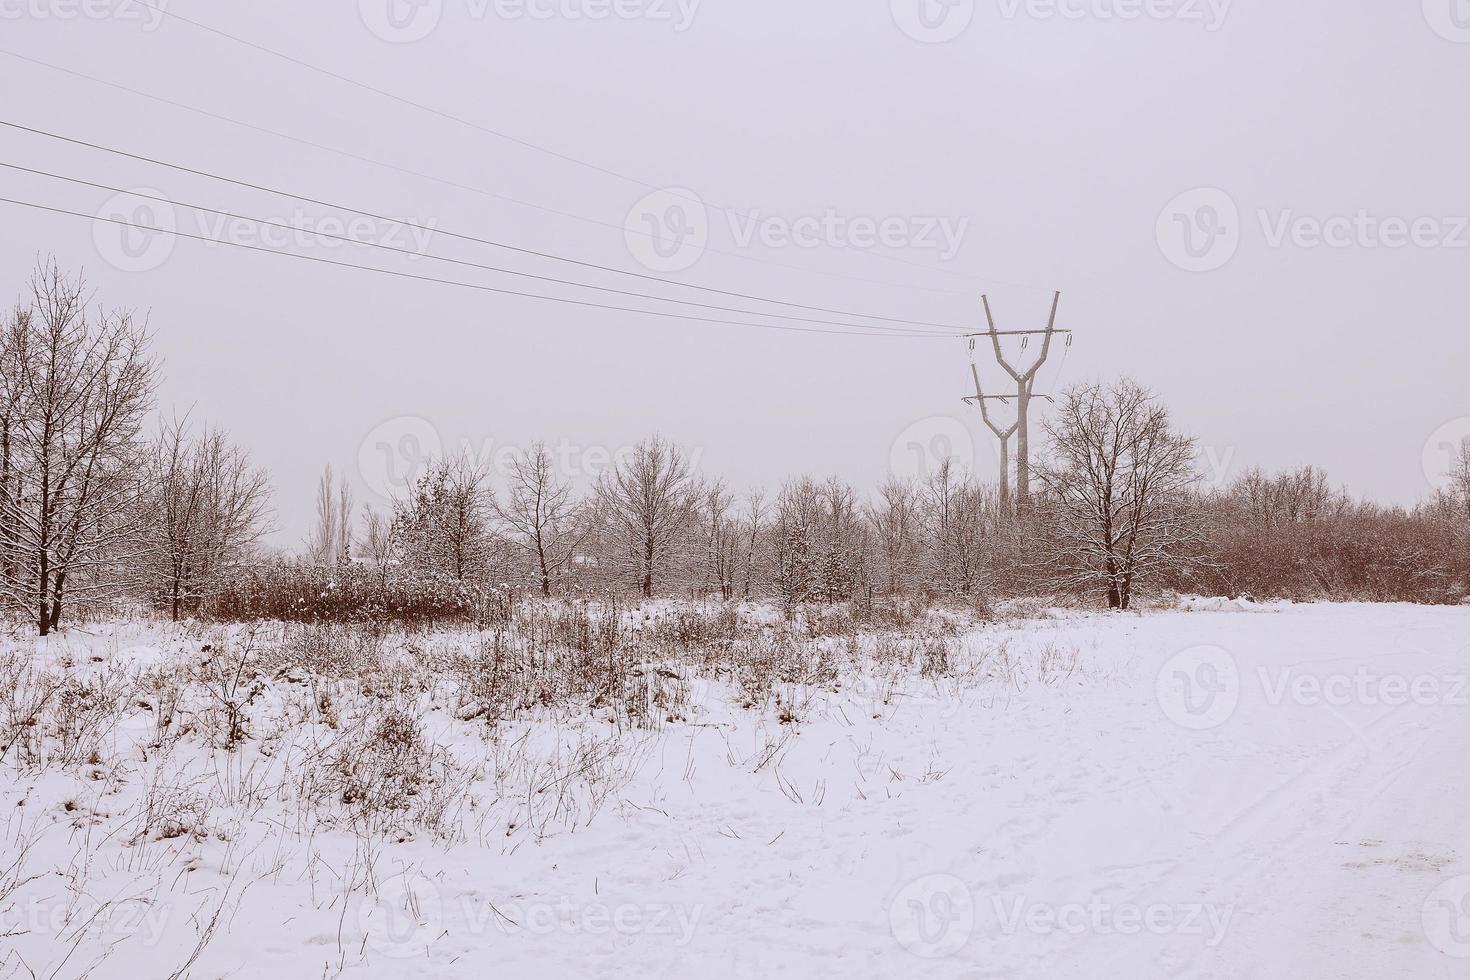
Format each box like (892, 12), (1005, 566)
(205, 559), (510, 628)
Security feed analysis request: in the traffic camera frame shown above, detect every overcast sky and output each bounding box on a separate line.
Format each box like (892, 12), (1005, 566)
(2, 0), (1467, 545)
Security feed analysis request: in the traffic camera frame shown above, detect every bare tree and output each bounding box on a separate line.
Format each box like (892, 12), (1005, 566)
(139, 416), (273, 620)
(1433, 440), (1470, 598)
(697, 477), (738, 600)
(307, 465), (354, 565)
(1231, 466), (1341, 528)
(1444, 437), (1470, 521)
(0, 304), (28, 585)
(1034, 378), (1203, 610)
(919, 459), (960, 594)
(915, 460), (996, 597)
(358, 506), (397, 585)
(771, 477), (821, 608)
(868, 477), (918, 596)
(494, 442), (592, 596)
(739, 487), (768, 599)
(0, 263), (158, 634)
(815, 476), (865, 601)
(766, 476), (870, 606)
(394, 455), (493, 582)
(594, 435), (694, 598)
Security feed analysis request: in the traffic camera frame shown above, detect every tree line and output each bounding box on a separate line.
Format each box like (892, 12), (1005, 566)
(3, 263), (1467, 634)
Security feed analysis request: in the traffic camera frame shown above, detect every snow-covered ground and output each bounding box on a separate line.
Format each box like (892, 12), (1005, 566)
(3, 601), (1468, 978)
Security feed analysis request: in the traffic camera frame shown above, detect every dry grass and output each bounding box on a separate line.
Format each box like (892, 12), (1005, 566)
(0, 596), (1086, 976)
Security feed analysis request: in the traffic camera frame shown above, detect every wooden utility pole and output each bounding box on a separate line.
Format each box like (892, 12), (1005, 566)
(966, 291), (1067, 517)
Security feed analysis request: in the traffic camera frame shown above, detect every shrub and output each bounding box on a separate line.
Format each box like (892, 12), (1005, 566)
(205, 559), (509, 628)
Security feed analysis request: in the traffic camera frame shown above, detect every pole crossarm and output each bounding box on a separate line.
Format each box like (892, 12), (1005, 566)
(981, 291), (1061, 384)
(963, 394), (1052, 403)
(967, 363), (1018, 440)
(968, 290), (1066, 519)
(961, 328), (1072, 337)
(964, 360), (1017, 513)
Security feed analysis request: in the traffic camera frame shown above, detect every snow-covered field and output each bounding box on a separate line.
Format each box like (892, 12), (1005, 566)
(3, 600), (1468, 979)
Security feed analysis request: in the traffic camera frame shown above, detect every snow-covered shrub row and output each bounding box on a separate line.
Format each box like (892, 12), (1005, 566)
(1177, 467), (1470, 604)
(204, 559), (515, 629)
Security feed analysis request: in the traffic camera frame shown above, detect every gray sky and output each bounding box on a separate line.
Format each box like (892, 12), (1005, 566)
(2, 0), (1467, 545)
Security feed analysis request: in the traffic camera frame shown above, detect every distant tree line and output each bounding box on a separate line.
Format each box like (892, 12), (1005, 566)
(3, 263), (1466, 633)
(318, 377), (1470, 614)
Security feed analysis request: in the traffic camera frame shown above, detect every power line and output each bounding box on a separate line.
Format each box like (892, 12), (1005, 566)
(1, 195), (956, 340)
(0, 106), (976, 329)
(97, 3), (1051, 294)
(2, 51), (985, 301)
(3, 160), (960, 337)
